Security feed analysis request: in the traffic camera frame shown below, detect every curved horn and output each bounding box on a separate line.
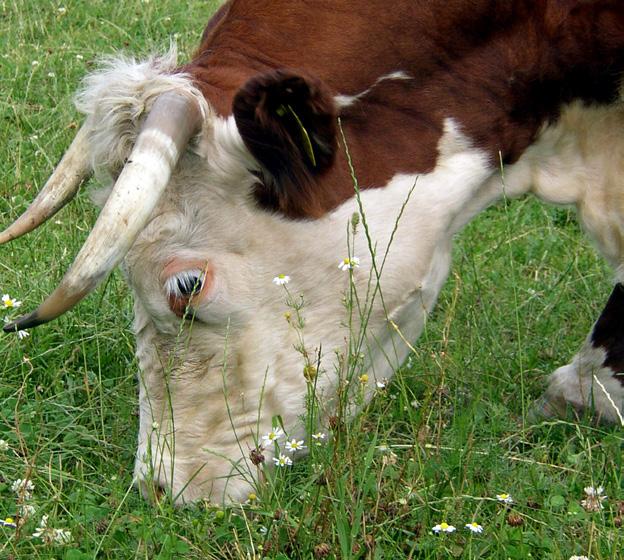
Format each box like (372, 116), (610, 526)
(0, 124), (92, 244)
(4, 91), (202, 332)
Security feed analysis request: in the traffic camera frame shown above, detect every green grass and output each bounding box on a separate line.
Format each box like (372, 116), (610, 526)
(0, 1), (622, 558)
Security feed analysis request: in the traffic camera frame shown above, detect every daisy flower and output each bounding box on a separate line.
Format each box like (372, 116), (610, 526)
(311, 432), (326, 445)
(581, 486), (607, 512)
(285, 438), (306, 453)
(0, 518), (16, 529)
(338, 256), (360, 271)
(272, 274), (290, 286)
(272, 453), (293, 467)
(262, 426), (284, 445)
(2, 294), (22, 308)
(465, 522), (483, 534)
(496, 493), (513, 504)
(569, 556), (589, 560)
(432, 522), (456, 534)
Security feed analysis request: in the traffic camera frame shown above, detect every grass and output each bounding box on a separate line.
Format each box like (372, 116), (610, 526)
(0, 1), (622, 558)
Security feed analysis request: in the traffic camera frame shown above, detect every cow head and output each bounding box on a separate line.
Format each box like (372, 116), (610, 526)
(1, 52), (493, 503)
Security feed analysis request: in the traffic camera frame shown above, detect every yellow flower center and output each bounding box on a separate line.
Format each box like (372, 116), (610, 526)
(440, 523), (449, 529)
(5, 518), (14, 524)
(5, 300), (13, 308)
(499, 494), (508, 499)
(359, 374), (369, 383)
(343, 258), (350, 265)
(278, 274), (285, 279)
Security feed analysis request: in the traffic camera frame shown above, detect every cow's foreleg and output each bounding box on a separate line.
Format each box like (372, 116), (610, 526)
(532, 284), (624, 424)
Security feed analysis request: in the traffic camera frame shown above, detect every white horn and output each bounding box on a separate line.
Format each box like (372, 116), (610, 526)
(4, 92), (202, 332)
(0, 124), (92, 244)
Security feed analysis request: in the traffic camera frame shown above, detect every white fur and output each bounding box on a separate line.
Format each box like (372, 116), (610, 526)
(334, 71), (413, 109)
(75, 57), (624, 503)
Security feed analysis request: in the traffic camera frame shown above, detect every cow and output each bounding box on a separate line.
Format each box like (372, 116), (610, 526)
(2, 0), (624, 504)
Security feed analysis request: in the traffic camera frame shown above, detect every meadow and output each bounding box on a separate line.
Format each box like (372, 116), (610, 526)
(0, 1), (622, 558)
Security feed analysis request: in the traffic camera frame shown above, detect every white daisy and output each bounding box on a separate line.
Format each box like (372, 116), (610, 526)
(338, 256), (360, 271)
(272, 453), (293, 467)
(496, 493), (513, 504)
(2, 294), (22, 309)
(311, 432), (326, 445)
(285, 438), (306, 453)
(272, 274), (290, 286)
(465, 522), (483, 534)
(432, 522), (456, 534)
(262, 426), (284, 444)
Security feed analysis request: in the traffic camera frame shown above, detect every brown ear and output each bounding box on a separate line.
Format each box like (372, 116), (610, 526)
(232, 70), (337, 217)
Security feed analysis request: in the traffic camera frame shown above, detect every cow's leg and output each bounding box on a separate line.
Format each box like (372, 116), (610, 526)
(532, 283), (624, 424)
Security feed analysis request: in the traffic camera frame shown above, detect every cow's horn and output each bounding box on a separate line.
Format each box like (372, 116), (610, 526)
(4, 91), (201, 332)
(0, 124), (92, 245)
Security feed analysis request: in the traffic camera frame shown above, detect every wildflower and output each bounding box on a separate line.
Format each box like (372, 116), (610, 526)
(53, 528), (72, 544)
(32, 515), (72, 545)
(432, 522), (456, 534)
(0, 440), (8, 451)
(31, 60), (39, 67)
(75, 54), (83, 60)
(581, 486), (607, 512)
(338, 256), (360, 271)
(19, 504), (36, 518)
(381, 450), (398, 466)
(12, 478), (34, 500)
(311, 432), (326, 445)
(496, 493), (513, 504)
(47, 72), (55, 78)
(376, 379), (387, 389)
(465, 522), (483, 534)
(272, 274), (290, 286)
(285, 438), (306, 453)
(247, 492), (257, 502)
(359, 373), (369, 384)
(569, 556), (590, 560)
(17, 330), (30, 340)
(262, 426), (284, 444)
(0, 518), (16, 529)
(57, 6), (67, 14)
(272, 453), (293, 467)
(2, 294), (22, 308)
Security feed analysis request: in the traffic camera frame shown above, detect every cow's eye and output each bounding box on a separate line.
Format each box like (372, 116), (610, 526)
(165, 269), (205, 299)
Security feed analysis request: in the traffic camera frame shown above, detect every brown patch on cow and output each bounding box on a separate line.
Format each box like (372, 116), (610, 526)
(232, 70), (338, 218)
(591, 283), (624, 385)
(182, 0), (624, 218)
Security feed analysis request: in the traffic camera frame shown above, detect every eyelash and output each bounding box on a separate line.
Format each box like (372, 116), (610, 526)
(164, 269), (205, 299)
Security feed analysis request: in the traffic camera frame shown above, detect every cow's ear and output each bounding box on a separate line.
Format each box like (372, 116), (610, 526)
(232, 70), (337, 216)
